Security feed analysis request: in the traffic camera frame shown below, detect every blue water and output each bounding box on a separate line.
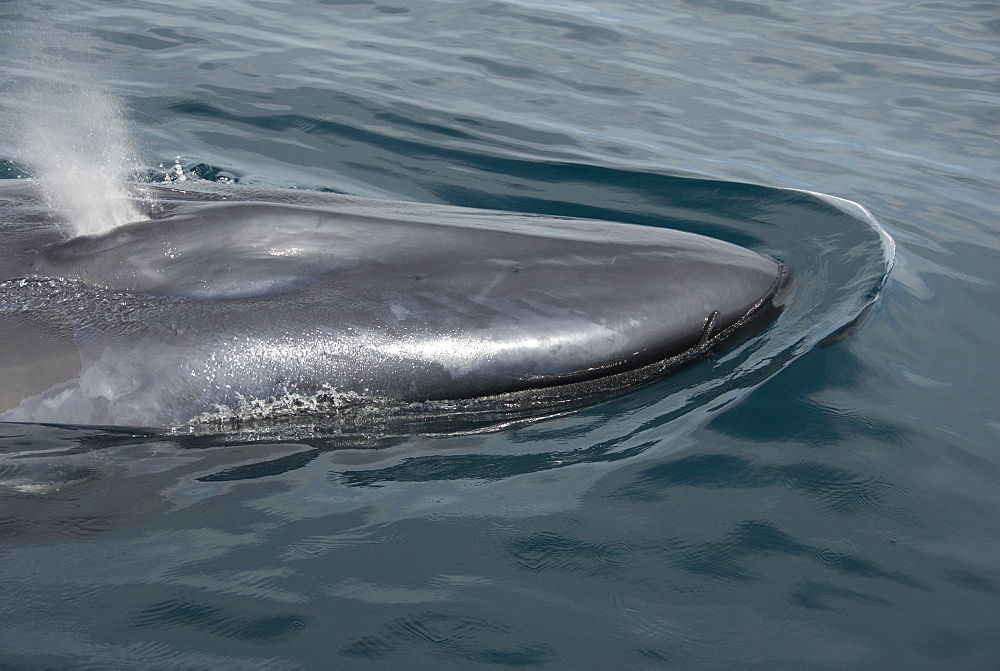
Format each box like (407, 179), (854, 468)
(1, 1), (998, 667)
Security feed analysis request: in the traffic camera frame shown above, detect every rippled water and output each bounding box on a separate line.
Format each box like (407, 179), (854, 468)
(1, 1), (998, 667)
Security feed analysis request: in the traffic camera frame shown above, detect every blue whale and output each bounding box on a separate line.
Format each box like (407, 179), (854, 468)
(0, 180), (788, 430)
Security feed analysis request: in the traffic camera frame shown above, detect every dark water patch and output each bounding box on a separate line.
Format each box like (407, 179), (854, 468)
(667, 520), (801, 585)
(460, 56), (539, 81)
(0, 159), (30, 179)
(0, 459), (100, 487)
(940, 568), (1000, 596)
(459, 56), (635, 97)
(506, 531), (638, 574)
(831, 554), (925, 589)
(180, 83), (561, 147)
(707, 346), (913, 447)
(131, 597), (309, 643)
(0, 423), (150, 455)
(634, 647), (678, 664)
(426, 182), (768, 249)
(472, 3), (625, 46)
(339, 452), (559, 486)
(605, 452), (900, 517)
(88, 27), (205, 51)
(338, 611), (556, 666)
(0, 512), (117, 539)
(747, 55), (806, 70)
(683, 0), (793, 22)
(315, 1), (376, 7)
(659, 519), (925, 589)
(612, 453), (769, 494)
(779, 462), (899, 516)
(335, 439), (656, 486)
(374, 5), (409, 15)
(915, 627), (977, 660)
(165, 94), (590, 169)
(149, 27), (209, 45)
(0, 515), (34, 538)
(788, 580), (890, 611)
(197, 448), (321, 482)
(793, 34), (985, 66)
(368, 110), (479, 141)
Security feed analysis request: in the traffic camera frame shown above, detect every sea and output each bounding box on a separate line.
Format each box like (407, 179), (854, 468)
(0, 0), (998, 668)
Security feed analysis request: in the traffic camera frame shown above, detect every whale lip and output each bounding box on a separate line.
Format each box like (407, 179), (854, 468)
(496, 261), (791, 402)
(699, 261), (791, 358)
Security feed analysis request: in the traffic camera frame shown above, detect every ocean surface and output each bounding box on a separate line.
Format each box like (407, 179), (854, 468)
(1, 0), (998, 667)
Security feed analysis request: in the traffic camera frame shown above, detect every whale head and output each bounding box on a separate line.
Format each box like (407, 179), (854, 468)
(0, 181), (788, 430)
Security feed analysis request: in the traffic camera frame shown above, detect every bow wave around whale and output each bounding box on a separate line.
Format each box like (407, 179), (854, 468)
(0, 179), (789, 431)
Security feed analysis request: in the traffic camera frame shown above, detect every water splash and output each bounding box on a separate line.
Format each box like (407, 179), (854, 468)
(161, 158), (189, 183)
(2, 20), (153, 237)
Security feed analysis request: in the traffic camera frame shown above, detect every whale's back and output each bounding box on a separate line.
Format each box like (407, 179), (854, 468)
(1, 182), (788, 429)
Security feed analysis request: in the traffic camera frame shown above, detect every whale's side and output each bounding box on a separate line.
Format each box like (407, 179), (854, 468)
(0, 181), (789, 429)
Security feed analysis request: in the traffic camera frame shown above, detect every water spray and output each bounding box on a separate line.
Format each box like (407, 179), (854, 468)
(2, 15), (154, 237)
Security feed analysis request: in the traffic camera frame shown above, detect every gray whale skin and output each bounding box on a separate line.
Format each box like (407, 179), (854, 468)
(0, 180), (788, 430)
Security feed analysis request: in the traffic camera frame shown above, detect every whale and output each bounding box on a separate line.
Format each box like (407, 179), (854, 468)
(0, 179), (789, 431)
